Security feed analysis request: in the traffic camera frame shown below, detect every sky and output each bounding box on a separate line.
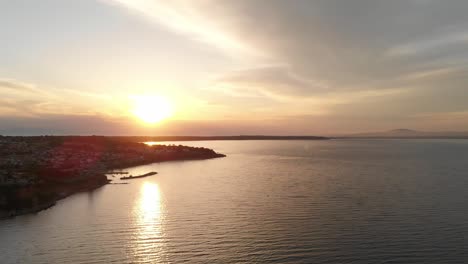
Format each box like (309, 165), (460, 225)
(1, 0), (468, 135)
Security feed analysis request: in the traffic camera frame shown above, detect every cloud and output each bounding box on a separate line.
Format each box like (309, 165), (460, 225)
(0, 79), (41, 94)
(0, 113), (317, 136)
(386, 31), (468, 57)
(214, 65), (328, 99)
(0, 77), (120, 118)
(110, 0), (468, 90)
(0, 114), (130, 135)
(105, 0), (259, 56)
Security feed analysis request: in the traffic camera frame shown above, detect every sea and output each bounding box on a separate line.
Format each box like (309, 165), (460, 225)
(1, 139), (468, 263)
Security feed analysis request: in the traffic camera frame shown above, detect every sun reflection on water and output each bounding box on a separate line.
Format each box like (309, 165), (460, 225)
(132, 181), (166, 263)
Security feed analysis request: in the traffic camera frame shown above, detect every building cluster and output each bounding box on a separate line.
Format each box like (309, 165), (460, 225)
(0, 137), (50, 186)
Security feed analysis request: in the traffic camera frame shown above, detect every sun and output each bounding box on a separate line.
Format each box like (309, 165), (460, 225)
(131, 95), (173, 124)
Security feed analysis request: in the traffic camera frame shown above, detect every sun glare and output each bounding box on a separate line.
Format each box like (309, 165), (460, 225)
(131, 95), (173, 124)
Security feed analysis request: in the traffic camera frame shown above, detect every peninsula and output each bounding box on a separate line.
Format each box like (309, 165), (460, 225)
(0, 136), (225, 219)
(120, 171), (158, 180)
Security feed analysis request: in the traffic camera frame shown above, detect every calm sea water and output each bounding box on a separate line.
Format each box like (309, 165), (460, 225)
(1, 139), (468, 263)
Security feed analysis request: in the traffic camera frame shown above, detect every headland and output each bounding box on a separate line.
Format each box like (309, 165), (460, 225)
(0, 136), (225, 219)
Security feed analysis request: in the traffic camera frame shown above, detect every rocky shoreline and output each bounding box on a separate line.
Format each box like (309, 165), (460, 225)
(0, 172), (111, 219)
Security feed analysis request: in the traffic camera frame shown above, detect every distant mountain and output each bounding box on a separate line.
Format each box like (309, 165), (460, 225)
(342, 129), (468, 139)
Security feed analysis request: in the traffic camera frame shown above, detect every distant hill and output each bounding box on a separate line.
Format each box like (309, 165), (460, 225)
(342, 129), (468, 139)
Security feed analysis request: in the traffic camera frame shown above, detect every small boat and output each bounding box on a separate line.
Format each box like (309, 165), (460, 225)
(120, 171), (158, 180)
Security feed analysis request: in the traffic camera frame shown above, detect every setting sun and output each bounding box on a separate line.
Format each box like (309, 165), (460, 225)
(131, 95), (173, 124)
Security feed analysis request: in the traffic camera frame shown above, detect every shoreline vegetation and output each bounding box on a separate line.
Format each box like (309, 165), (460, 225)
(0, 136), (226, 219)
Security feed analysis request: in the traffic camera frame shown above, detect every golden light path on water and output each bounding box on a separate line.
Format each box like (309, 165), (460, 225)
(132, 182), (166, 263)
(2, 140), (468, 263)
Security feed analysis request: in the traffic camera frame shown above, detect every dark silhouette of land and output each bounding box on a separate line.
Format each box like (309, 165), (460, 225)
(339, 129), (468, 139)
(120, 171), (158, 180)
(115, 135), (329, 142)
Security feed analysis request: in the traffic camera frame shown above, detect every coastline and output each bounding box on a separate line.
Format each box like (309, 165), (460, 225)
(0, 137), (226, 220)
(1, 153), (225, 219)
